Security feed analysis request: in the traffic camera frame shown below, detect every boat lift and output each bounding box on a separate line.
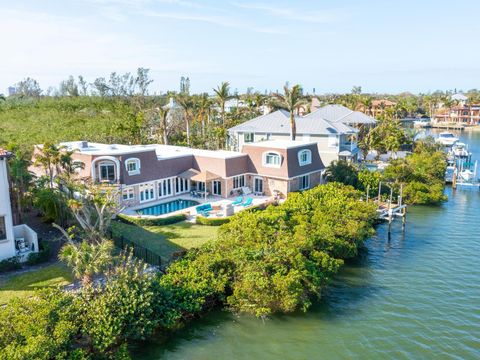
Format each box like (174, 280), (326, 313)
(452, 160), (480, 190)
(366, 182), (408, 236)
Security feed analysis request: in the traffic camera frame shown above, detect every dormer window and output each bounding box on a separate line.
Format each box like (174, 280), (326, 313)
(298, 149), (312, 166)
(263, 151), (282, 167)
(125, 158), (141, 175)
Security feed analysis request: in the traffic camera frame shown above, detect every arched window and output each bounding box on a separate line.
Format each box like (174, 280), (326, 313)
(125, 158), (141, 175)
(99, 161), (116, 182)
(263, 151), (282, 167)
(298, 149), (312, 166)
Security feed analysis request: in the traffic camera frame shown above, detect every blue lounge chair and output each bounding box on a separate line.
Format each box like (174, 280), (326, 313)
(196, 203), (213, 216)
(232, 196), (243, 205)
(241, 197), (253, 207)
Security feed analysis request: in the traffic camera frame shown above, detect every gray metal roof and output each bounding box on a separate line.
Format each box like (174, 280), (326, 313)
(228, 109), (357, 135)
(305, 104), (377, 125)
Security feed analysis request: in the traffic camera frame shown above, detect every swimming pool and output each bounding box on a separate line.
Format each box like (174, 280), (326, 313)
(136, 199), (199, 216)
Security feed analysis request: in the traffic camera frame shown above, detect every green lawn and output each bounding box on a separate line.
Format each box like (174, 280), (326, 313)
(111, 221), (219, 261)
(0, 264), (73, 305)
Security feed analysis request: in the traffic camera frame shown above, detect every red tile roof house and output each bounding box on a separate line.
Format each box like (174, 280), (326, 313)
(0, 149), (39, 261)
(31, 140), (324, 217)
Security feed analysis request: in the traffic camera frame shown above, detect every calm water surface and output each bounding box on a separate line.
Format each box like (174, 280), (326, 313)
(135, 130), (480, 360)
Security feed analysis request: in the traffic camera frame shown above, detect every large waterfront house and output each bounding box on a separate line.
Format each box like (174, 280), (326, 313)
(227, 104), (376, 166)
(0, 149), (38, 261)
(32, 140), (324, 209)
(434, 105), (480, 125)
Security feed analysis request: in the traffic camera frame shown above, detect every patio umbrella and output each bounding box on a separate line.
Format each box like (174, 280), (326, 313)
(190, 170), (221, 200)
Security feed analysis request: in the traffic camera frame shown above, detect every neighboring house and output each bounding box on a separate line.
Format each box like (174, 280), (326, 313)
(0, 149), (38, 261)
(451, 93), (468, 106)
(31, 140), (324, 208)
(227, 104), (375, 166)
(434, 105), (480, 125)
(369, 99), (397, 117)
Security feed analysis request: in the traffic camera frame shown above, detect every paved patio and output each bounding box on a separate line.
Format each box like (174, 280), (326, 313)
(121, 193), (273, 221)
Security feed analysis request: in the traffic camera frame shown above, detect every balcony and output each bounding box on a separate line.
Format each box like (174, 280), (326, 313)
(339, 141), (359, 152)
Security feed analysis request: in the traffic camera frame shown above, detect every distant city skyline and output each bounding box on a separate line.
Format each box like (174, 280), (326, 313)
(2, 0), (480, 95)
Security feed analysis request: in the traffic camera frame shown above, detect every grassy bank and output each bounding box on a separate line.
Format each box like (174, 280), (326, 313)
(0, 264), (73, 305)
(111, 221), (218, 261)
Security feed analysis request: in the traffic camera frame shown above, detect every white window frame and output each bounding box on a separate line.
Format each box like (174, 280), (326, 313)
(98, 161), (116, 182)
(232, 175), (245, 189)
(158, 177), (174, 198)
(299, 175), (310, 190)
(212, 180), (222, 196)
(125, 158), (141, 176)
(298, 149), (312, 166)
(262, 151), (282, 168)
(122, 188), (135, 201)
(139, 183), (156, 203)
(254, 177), (263, 193)
(175, 177), (190, 194)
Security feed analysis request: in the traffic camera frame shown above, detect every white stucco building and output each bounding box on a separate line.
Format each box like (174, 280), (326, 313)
(0, 149), (38, 261)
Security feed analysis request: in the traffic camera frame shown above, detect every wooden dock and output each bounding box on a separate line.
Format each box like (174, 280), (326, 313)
(430, 123), (465, 130)
(366, 182), (408, 236)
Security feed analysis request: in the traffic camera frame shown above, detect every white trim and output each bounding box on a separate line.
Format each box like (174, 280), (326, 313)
(299, 174), (310, 190)
(91, 156), (120, 182)
(253, 176), (264, 193)
(125, 157), (141, 176)
(298, 149), (312, 166)
(262, 151), (282, 168)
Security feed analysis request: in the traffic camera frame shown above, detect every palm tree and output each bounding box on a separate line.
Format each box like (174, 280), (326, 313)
(360, 96), (373, 116)
(59, 240), (114, 286)
(196, 93), (212, 140)
(175, 94), (194, 146)
(157, 105), (170, 145)
(213, 82), (234, 127)
(33, 142), (65, 189)
(7, 149), (34, 222)
(273, 84), (306, 140)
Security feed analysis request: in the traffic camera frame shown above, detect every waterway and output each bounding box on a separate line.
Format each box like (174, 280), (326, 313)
(135, 130), (480, 360)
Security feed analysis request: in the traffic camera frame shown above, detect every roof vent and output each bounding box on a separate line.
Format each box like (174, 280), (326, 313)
(110, 144), (117, 150)
(81, 141), (89, 149)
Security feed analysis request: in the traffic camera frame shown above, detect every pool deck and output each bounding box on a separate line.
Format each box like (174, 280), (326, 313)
(121, 193), (273, 221)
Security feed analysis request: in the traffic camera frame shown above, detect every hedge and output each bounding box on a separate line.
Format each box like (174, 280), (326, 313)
(0, 256), (21, 273)
(195, 216), (231, 226)
(116, 213), (187, 227)
(26, 242), (52, 266)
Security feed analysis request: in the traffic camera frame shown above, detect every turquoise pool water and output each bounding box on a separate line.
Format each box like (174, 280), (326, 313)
(136, 199), (199, 216)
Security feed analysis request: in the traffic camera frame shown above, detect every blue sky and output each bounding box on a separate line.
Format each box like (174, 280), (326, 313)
(2, 0), (480, 95)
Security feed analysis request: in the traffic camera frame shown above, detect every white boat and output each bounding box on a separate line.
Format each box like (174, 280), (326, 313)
(435, 132), (459, 146)
(449, 142), (471, 158)
(445, 165), (455, 183)
(413, 119), (431, 128)
(459, 169), (474, 182)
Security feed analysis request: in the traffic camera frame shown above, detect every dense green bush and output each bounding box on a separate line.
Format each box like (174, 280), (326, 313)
(116, 213), (186, 226)
(26, 241), (52, 265)
(195, 216), (231, 226)
(161, 183), (378, 317)
(0, 256), (22, 273)
(0, 184), (379, 358)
